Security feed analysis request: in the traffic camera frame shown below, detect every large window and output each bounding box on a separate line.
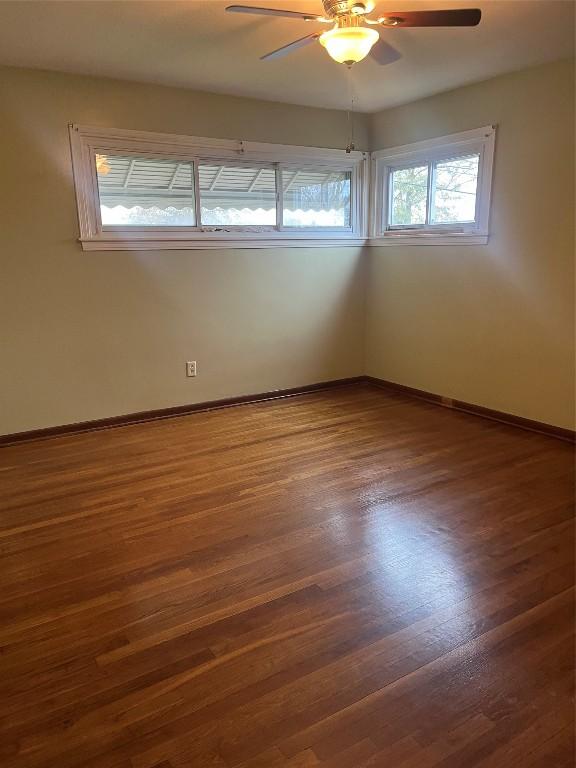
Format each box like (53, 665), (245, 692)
(372, 126), (495, 245)
(71, 125), (366, 250)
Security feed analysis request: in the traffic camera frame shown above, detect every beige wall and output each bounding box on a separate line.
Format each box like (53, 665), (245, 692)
(366, 59), (575, 430)
(1, 60), (574, 435)
(0, 66), (368, 434)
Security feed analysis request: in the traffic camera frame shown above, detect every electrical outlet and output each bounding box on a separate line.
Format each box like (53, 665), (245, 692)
(186, 361), (197, 378)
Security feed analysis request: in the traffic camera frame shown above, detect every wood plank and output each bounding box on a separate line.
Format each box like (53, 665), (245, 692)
(0, 384), (573, 767)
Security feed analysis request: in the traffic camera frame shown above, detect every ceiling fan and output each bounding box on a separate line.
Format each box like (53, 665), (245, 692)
(226, 1), (481, 66)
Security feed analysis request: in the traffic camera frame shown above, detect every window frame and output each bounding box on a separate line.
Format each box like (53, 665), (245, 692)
(370, 126), (496, 246)
(70, 124), (368, 250)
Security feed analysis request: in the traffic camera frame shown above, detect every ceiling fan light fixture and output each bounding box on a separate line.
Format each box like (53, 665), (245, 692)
(319, 25), (379, 64)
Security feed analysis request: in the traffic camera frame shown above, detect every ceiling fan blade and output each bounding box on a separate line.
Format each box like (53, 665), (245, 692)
(369, 38), (402, 65)
(378, 8), (481, 27)
(261, 33), (320, 60)
(226, 5), (326, 21)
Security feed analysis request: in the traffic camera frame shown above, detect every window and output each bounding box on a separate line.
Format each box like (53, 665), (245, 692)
(198, 162), (277, 226)
(70, 125), (367, 250)
(389, 164), (428, 227)
(70, 124), (495, 250)
(430, 154), (479, 224)
(388, 154), (480, 229)
(96, 154), (196, 227)
(372, 126), (495, 245)
(282, 168), (351, 228)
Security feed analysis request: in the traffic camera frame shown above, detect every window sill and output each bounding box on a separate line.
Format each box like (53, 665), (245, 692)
(79, 236), (368, 251)
(368, 232), (489, 247)
(79, 231), (489, 250)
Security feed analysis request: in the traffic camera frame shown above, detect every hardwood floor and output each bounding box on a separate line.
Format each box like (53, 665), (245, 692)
(0, 383), (573, 768)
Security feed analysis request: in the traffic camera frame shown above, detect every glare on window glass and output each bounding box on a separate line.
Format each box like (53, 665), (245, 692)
(431, 154), (479, 224)
(198, 164), (276, 226)
(389, 165), (428, 226)
(282, 170), (351, 227)
(96, 154), (196, 226)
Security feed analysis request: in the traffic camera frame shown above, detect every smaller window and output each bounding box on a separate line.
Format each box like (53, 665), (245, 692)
(373, 126), (495, 245)
(388, 153), (479, 229)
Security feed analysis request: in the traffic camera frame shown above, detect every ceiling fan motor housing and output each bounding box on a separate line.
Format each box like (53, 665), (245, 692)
(322, 0), (375, 18)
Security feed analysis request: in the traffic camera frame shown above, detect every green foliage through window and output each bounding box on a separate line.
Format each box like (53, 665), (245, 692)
(389, 153), (479, 228)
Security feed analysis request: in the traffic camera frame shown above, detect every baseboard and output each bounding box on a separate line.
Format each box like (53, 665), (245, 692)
(0, 377), (365, 447)
(365, 376), (575, 444)
(2, 375), (573, 447)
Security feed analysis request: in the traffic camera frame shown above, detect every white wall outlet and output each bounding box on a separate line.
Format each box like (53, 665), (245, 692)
(186, 361), (197, 378)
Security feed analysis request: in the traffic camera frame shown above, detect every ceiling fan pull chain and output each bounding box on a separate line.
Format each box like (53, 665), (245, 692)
(346, 64), (355, 153)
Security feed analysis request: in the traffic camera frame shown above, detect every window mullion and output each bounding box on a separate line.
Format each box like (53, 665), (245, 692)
(425, 161), (435, 226)
(193, 158), (202, 228)
(387, 167), (394, 231)
(276, 165), (283, 231)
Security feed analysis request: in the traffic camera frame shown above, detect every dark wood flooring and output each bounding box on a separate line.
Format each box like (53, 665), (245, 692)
(0, 383), (574, 767)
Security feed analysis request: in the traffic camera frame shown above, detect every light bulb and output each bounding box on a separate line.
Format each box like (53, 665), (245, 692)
(95, 154), (111, 175)
(319, 25), (379, 64)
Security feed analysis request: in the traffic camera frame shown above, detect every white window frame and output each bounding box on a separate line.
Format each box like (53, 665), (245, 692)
(69, 124), (369, 250)
(370, 126), (496, 246)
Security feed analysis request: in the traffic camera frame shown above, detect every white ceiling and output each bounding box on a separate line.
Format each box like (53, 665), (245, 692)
(0, 0), (573, 112)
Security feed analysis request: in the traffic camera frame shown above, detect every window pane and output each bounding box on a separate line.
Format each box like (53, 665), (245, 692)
(431, 154), (479, 224)
(389, 165), (428, 226)
(198, 164), (276, 226)
(282, 169), (351, 227)
(96, 154), (196, 226)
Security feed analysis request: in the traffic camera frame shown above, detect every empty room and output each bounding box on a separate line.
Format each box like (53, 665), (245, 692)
(0, 1), (574, 766)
